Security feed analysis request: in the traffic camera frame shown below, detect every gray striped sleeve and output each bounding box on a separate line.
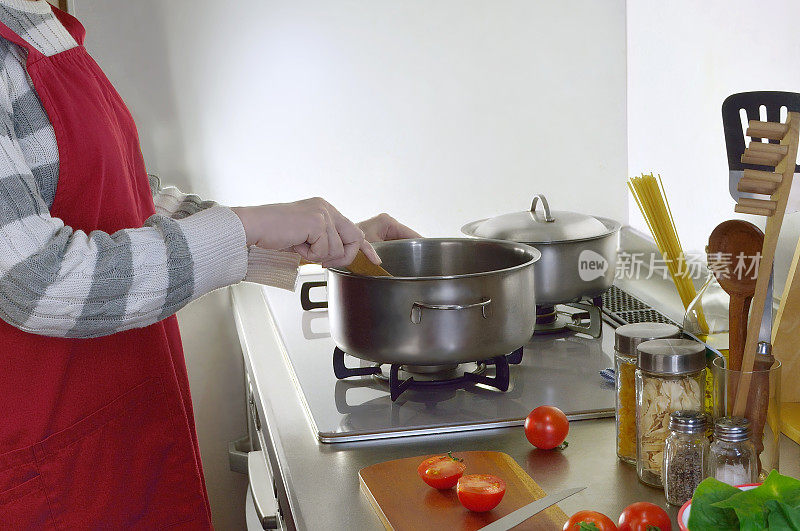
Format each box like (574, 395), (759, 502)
(149, 177), (301, 291)
(68, 230), (134, 337)
(0, 4), (76, 57)
(146, 214), (194, 321)
(0, 5), (255, 338)
(0, 96), (247, 337)
(150, 176), (217, 219)
(0, 36), (60, 209)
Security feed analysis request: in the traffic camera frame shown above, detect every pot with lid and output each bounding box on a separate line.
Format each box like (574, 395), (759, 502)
(461, 194), (621, 308)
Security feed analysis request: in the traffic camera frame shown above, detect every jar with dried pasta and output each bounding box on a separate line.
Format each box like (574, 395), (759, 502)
(615, 323), (681, 465)
(636, 338), (706, 488)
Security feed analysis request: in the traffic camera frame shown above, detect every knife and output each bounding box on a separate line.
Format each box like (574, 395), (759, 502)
(479, 486), (586, 531)
(758, 267), (774, 355)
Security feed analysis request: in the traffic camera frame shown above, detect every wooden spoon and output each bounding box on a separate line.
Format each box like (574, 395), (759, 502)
(300, 249), (392, 276)
(347, 249), (392, 277)
(707, 220), (764, 371)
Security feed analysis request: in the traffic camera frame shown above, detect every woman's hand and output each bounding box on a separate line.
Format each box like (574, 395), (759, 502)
(232, 198), (380, 267)
(357, 213), (421, 242)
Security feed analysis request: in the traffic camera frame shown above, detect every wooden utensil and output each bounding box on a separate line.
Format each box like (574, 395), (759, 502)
(359, 451), (568, 531)
(347, 249), (392, 276)
(732, 113), (800, 416)
(707, 220), (764, 371)
(300, 249), (392, 276)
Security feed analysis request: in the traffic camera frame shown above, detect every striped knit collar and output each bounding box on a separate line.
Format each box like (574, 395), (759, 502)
(0, 0), (52, 15)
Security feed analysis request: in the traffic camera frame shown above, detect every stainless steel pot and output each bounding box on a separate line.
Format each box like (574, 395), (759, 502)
(461, 194), (621, 307)
(322, 238), (540, 366)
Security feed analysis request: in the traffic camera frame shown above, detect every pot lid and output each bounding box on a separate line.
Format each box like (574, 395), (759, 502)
(463, 195), (610, 243)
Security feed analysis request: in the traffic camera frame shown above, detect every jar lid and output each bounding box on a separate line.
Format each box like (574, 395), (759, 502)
(460, 194), (616, 243)
(637, 338), (706, 375)
(669, 410), (707, 434)
(615, 322), (682, 356)
(714, 416), (751, 442)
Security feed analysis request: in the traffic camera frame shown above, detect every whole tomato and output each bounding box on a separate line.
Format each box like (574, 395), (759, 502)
(524, 405), (569, 449)
(563, 510), (618, 531)
(617, 502), (671, 531)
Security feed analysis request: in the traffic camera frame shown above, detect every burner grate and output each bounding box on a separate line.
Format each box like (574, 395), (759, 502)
(332, 347), (523, 401)
(602, 286), (678, 327)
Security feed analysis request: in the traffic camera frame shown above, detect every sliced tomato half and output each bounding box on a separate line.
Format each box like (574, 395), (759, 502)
(456, 474), (506, 512)
(417, 453), (467, 490)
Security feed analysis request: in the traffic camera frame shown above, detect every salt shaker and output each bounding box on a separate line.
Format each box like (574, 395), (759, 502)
(663, 411), (709, 505)
(709, 417), (757, 486)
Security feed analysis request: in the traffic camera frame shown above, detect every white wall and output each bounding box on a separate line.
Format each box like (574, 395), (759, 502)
(627, 0), (800, 272)
(153, 0), (628, 235)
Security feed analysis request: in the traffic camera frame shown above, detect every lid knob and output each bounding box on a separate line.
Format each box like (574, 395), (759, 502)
(530, 194), (555, 223)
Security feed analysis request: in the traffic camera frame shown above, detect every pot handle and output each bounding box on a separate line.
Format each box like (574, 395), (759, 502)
(300, 281), (328, 310)
(530, 194), (555, 222)
(410, 298), (491, 324)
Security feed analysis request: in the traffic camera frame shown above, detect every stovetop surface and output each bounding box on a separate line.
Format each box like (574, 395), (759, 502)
(263, 272), (619, 443)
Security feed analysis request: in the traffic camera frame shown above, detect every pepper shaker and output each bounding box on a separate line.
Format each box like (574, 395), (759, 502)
(663, 411), (709, 505)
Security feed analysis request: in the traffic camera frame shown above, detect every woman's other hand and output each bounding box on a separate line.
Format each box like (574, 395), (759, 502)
(232, 198), (380, 267)
(357, 213), (421, 242)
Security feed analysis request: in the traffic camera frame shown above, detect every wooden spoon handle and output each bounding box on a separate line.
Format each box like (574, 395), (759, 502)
(728, 294), (751, 372)
(299, 250), (391, 277)
(347, 250), (392, 277)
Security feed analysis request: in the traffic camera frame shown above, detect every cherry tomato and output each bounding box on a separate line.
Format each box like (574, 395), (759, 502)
(456, 474), (506, 512)
(563, 510), (618, 531)
(617, 502), (671, 531)
(417, 452), (466, 489)
(524, 405), (569, 449)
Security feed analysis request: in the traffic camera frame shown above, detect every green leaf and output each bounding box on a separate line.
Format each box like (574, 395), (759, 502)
(713, 470), (800, 531)
(687, 477), (740, 531)
(446, 451), (463, 462)
(577, 523), (600, 531)
(765, 500), (800, 530)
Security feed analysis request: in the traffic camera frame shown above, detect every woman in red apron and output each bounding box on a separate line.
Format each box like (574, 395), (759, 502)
(0, 3), (416, 528)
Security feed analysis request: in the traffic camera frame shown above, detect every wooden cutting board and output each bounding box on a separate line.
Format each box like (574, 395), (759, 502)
(359, 451), (569, 531)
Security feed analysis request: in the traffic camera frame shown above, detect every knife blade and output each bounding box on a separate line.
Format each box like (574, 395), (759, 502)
(479, 486), (586, 531)
(758, 267), (774, 353)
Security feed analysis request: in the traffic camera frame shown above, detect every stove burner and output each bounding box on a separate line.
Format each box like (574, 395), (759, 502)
(332, 346), (523, 401)
(373, 362), (486, 382)
(536, 306), (558, 325)
(534, 296), (604, 338)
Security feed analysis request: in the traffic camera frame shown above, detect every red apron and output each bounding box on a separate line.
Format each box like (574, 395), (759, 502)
(0, 8), (212, 529)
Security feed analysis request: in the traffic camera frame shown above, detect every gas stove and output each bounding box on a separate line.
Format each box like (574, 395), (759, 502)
(263, 271), (676, 443)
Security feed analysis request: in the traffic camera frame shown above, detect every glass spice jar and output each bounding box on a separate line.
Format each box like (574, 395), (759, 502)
(615, 323), (681, 464)
(663, 410), (709, 506)
(710, 417), (758, 486)
(636, 339), (706, 488)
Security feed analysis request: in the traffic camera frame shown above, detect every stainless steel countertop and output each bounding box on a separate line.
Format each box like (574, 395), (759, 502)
(230, 245), (800, 530)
